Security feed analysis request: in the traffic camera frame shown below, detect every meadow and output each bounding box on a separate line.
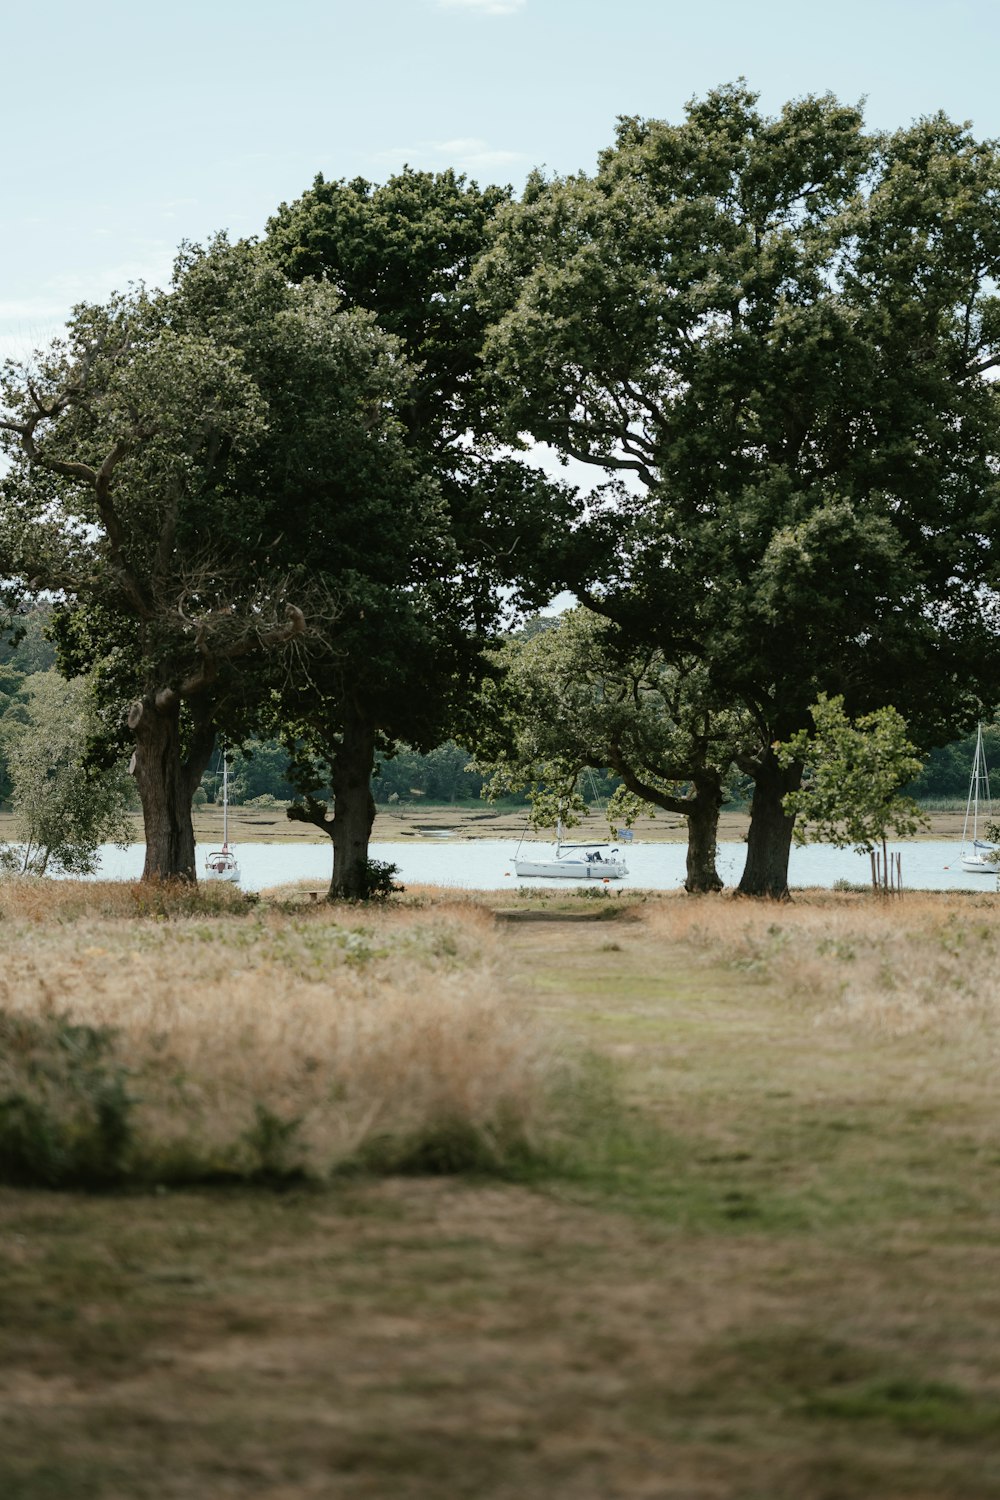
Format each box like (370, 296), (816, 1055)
(2, 880), (1000, 1498)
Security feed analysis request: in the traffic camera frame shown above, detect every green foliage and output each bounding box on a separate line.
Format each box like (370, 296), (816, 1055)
(203, 739), (299, 805)
(353, 1113), (543, 1178)
(359, 859), (404, 901)
(0, 606), (56, 675)
(240, 1105), (305, 1181)
(776, 694), (928, 854)
(475, 83), (1000, 891)
(267, 167), (511, 445)
(0, 237), (424, 880)
(0, 671), (134, 876)
(265, 169), (574, 895)
(474, 608), (749, 826)
(0, 1012), (133, 1188)
(907, 724), (1000, 800)
(373, 740), (486, 805)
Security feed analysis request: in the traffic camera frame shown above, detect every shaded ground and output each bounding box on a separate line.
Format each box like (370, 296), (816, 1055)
(3, 894), (1000, 1497)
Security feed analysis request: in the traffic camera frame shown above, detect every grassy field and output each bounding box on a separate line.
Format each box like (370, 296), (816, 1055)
(3, 882), (1000, 1497)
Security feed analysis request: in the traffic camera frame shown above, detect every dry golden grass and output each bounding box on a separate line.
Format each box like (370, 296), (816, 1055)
(5, 885), (1000, 1498)
(0, 881), (557, 1182)
(641, 888), (1000, 1037)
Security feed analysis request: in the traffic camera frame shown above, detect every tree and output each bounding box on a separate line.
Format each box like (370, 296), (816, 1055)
(0, 606), (57, 675)
(373, 742), (485, 805)
(776, 694), (927, 893)
(907, 724), (1000, 801)
(0, 241), (412, 881)
(213, 739), (298, 805)
(0, 671), (133, 876)
(151, 234), (453, 897)
(265, 169), (575, 897)
(474, 85), (1000, 896)
(473, 608), (752, 892)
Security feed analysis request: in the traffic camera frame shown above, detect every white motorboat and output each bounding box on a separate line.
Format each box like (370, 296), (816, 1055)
(960, 724), (996, 874)
(514, 819), (628, 880)
(204, 748), (241, 884)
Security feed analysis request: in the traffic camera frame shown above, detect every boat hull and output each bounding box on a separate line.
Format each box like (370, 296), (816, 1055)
(204, 850), (241, 883)
(961, 854), (995, 874)
(514, 857), (627, 879)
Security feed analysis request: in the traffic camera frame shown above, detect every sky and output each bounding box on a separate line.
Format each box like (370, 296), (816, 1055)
(3, 0), (999, 363)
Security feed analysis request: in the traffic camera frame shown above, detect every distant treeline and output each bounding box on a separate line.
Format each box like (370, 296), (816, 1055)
(176, 732), (1000, 810)
(0, 611), (992, 811)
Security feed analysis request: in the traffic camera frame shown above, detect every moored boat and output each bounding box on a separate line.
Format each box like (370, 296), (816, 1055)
(513, 819), (628, 880)
(204, 748), (241, 884)
(960, 724), (996, 875)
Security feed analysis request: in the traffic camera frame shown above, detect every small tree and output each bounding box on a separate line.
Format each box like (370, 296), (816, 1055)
(775, 695), (927, 895)
(472, 608), (753, 893)
(1, 671), (134, 876)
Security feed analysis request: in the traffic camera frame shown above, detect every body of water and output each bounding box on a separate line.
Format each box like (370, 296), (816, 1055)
(80, 838), (996, 893)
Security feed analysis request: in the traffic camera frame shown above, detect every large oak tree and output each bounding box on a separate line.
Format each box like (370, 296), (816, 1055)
(474, 86), (1000, 896)
(265, 168), (575, 896)
(0, 243), (415, 880)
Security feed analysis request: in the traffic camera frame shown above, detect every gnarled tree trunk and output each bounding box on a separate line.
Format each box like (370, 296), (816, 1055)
(286, 707), (378, 901)
(684, 772), (723, 893)
(328, 709), (377, 900)
(610, 753), (724, 894)
(129, 695), (215, 882)
(738, 746), (802, 899)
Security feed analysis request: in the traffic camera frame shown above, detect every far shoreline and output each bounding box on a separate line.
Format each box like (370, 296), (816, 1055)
(0, 803), (967, 848)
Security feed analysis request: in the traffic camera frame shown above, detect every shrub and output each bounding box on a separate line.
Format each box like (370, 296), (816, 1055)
(362, 859), (404, 900)
(0, 1012), (133, 1187)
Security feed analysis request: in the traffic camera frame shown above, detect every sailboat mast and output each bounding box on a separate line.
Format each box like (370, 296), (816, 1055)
(962, 723), (993, 853)
(222, 752), (229, 848)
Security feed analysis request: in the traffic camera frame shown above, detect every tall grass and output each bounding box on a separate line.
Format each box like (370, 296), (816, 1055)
(643, 890), (1000, 1036)
(0, 882), (563, 1187)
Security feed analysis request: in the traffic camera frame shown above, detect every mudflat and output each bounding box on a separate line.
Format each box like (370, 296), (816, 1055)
(0, 803), (968, 847)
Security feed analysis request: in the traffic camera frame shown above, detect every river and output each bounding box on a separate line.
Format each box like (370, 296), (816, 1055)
(75, 837), (994, 893)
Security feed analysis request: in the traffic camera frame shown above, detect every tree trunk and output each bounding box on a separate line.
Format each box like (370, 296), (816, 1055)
(130, 697), (214, 882)
(738, 747), (802, 899)
(328, 709), (377, 901)
(685, 774), (723, 893)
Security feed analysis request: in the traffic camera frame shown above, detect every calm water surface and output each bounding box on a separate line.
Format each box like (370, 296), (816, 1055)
(84, 838), (995, 893)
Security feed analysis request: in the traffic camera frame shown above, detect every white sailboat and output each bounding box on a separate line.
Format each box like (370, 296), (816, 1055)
(513, 816), (628, 880)
(204, 748), (241, 883)
(960, 724), (996, 875)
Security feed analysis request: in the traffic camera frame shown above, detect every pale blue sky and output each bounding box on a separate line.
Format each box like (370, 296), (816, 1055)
(2, 0), (998, 360)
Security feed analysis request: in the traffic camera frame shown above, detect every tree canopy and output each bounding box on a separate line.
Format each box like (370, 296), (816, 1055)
(472, 607), (753, 891)
(5, 94), (1000, 899)
(0, 671), (134, 877)
(776, 694), (928, 892)
(263, 167), (575, 895)
(0, 239), (414, 879)
(474, 84), (1000, 895)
